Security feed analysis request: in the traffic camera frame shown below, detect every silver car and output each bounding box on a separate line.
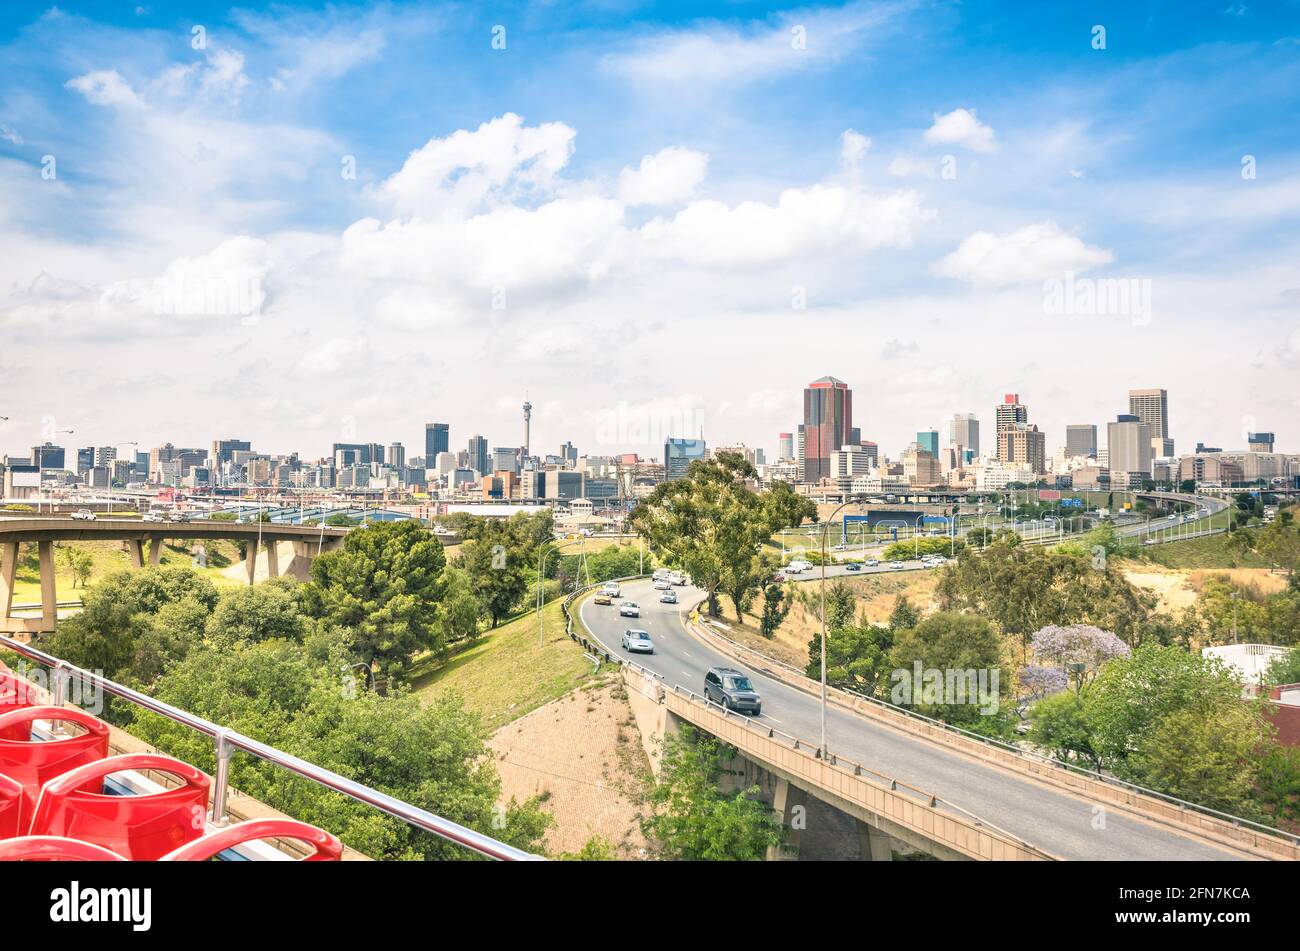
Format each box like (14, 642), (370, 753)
(621, 629), (654, 654)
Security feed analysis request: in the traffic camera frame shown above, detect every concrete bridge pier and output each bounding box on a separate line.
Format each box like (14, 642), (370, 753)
(766, 776), (808, 861)
(0, 541), (58, 637)
(856, 819), (895, 861)
(0, 542), (17, 630)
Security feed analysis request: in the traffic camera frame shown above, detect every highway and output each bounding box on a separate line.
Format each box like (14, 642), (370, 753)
(581, 578), (1242, 860)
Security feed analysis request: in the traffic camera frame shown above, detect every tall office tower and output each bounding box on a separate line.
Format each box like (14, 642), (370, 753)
(1108, 414), (1153, 485)
(492, 447), (520, 475)
(1002, 424), (1046, 474)
(561, 441), (578, 467)
(665, 437), (707, 480)
(467, 435), (489, 476)
(950, 413), (980, 457)
(802, 375), (852, 483)
(916, 429), (940, 457)
(1248, 432), (1275, 453)
(31, 443), (65, 469)
(1128, 388), (1172, 457)
(796, 426), (806, 468)
(388, 442), (405, 469)
(95, 446), (118, 468)
(996, 394), (1030, 463)
(522, 401), (532, 458)
(778, 432), (794, 460)
(849, 427), (862, 446)
(76, 447), (95, 474)
(1065, 424), (1098, 459)
(425, 423), (450, 461)
(211, 439), (251, 468)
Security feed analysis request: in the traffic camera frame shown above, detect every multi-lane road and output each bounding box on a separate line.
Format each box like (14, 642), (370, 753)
(580, 577), (1242, 860)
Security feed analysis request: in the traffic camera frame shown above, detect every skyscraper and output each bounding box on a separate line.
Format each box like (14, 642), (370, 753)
(1065, 425), (1098, 459)
(467, 435), (489, 476)
(778, 433), (793, 461)
(802, 375), (852, 483)
(1247, 432), (1274, 453)
(916, 430), (939, 457)
(950, 413), (980, 457)
(425, 423), (449, 461)
(1108, 414), (1153, 486)
(1128, 388), (1172, 457)
(665, 437), (707, 480)
(995, 394), (1029, 464)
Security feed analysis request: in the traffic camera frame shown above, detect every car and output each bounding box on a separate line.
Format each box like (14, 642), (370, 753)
(172, 513), (192, 523)
(602, 583), (621, 598)
(142, 512), (166, 522)
(70, 509), (96, 521)
(652, 569), (669, 581)
(619, 601), (640, 617)
(845, 562), (861, 571)
(593, 593), (613, 605)
(669, 572), (686, 585)
(621, 629), (654, 654)
(889, 561), (905, 570)
(865, 559), (879, 567)
(831, 543), (848, 551)
(660, 591), (677, 604)
(704, 666), (761, 715)
(653, 579), (671, 590)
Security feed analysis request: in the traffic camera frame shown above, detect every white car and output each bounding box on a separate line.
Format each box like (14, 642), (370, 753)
(602, 583), (621, 598)
(652, 569), (669, 581)
(621, 629), (654, 654)
(70, 509), (96, 521)
(669, 572), (686, 585)
(619, 601), (640, 618)
(865, 559), (879, 567)
(653, 579), (671, 590)
(142, 512), (166, 523)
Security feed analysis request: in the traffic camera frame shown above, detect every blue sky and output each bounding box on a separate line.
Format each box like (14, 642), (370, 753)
(1, 1), (1298, 461)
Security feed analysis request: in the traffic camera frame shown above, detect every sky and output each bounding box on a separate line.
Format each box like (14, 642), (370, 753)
(0, 0), (1298, 464)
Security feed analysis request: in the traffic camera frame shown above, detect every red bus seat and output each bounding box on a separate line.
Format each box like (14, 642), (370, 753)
(161, 818), (343, 861)
(0, 772), (22, 839)
(0, 835), (125, 861)
(0, 706), (110, 824)
(29, 753), (210, 860)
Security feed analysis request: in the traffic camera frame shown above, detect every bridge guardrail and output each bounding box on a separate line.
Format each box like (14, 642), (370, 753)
(683, 599), (1300, 860)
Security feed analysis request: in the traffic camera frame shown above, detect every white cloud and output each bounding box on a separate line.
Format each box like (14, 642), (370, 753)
(923, 107), (997, 153)
(932, 222), (1113, 286)
(376, 113), (576, 217)
(66, 70), (144, 108)
(887, 154), (937, 178)
(840, 130), (871, 172)
(618, 147), (708, 206)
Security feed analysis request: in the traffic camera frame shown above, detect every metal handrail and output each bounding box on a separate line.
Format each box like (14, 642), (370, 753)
(683, 601), (1300, 846)
(0, 634), (541, 861)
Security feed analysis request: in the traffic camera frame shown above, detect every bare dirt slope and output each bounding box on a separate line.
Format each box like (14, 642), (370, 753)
(489, 675), (652, 858)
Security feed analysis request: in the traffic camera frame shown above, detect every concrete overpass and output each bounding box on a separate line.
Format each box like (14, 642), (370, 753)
(577, 578), (1299, 861)
(0, 517), (349, 635)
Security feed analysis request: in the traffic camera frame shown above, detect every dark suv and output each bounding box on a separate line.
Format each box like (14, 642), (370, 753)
(704, 667), (761, 715)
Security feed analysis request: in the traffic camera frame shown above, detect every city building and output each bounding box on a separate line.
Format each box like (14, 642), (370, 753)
(802, 375), (852, 483)
(492, 447), (520, 475)
(1129, 388), (1173, 457)
(664, 437), (707, 480)
(902, 444), (943, 485)
(1248, 432), (1276, 453)
(916, 430), (939, 457)
(950, 413), (979, 458)
(995, 393), (1028, 443)
(30, 443), (65, 469)
(1065, 424), (1098, 459)
(1107, 414), (1153, 486)
(388, 442), (406, 469)
(467, 435), (489, 476)
(560, 441), (578, 467)
(1000, 423), (1046, 474)
(778, 432), (794, 461)
(425, 423), (450, 462)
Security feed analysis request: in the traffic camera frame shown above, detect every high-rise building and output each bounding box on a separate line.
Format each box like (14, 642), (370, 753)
(1108, 414), (1153, 486)
(560, 441), (578, 467)
(664, 437), (707, 480)
(425, 423), (449, 461)
(31, 443), (65, 470)
(802, 375), (852, 483)
(1248, 432), (1275, 453)
(995, 394), (1029, 464)
(211, 439), (251, 467)
(1001, 424), (1046, 474)
(76, 447), (95, 474)
(1129, 388), (1172, 457)
(950, 414), (979, 457)
(1065, 425), (1098, 459)
(388, 442), (406, 469)
(492, 447), (520, 475)
(778, 433), (794, 461)
(916, 430), (939, 457)
(467, 435), (489, 476)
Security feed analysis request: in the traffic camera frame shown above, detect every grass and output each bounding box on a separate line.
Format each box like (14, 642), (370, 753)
(1136, 531), (1272, 570)
(6, 538), (246, 605)
(408, 596), (600, 734)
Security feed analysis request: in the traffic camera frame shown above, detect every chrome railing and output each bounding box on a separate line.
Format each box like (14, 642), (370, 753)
(0, 634), (541, 861)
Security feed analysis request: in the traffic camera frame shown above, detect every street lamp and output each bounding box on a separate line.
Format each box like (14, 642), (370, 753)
(536, 536), (587, 647)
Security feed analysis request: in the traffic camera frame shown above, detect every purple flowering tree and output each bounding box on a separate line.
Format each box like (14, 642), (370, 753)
(1029, 624), (1131, 693)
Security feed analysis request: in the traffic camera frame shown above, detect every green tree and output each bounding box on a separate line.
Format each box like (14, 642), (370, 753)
(437, 566), (483, 649)
(641, 727), (781, 860)
(887, 612), (1007, 727)
(302, 520), (447, 676)
(1027, 690), (1102, 770)
(758, 582), (791, 638)
(1264, 648), (1300, 687)
(457, 520), (530, 628)
(206, 578), (307, 647)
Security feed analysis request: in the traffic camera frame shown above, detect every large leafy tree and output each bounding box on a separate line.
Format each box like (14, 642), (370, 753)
(629, 452), (815, 618)
(887, 612), (1008, 727)
(302, 520), (447, 676)
(641, 726), (781, 860)
(457, 518), (531, 628)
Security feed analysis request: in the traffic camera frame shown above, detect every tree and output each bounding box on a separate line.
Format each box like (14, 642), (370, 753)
(758, 582), (791, 638)
(1254, 744), (1300, 830)
(437, 566), (483, 650)
(59, 546), (94, 589)
(206, 578), (307, 647)
(457, 520), (530, 628)
(629, 451), (814, 619)
(1027, 689), (1102, 770)
(887, 612), (1007, 726)
(1083, 644), (1250, 780)
(1027, 624), (1131, 692)
(1264, 648), (1300, 687)
(641, 727), (781, 860)
(301, 521), (447, 676)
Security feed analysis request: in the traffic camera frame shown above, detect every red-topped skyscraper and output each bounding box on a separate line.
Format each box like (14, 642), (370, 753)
(802, 375), (852, 483)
